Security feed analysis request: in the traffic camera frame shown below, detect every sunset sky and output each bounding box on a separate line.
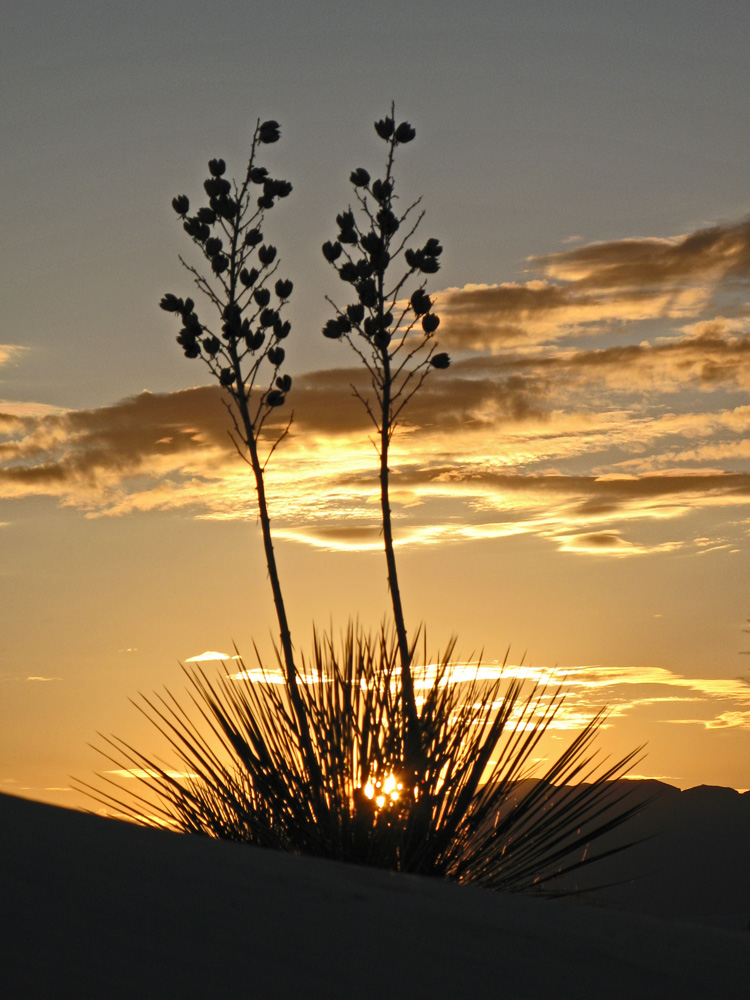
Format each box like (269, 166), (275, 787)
(3, 0), (750, 808)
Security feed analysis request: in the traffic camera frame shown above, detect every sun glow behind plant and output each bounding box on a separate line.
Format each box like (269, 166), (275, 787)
(361, 771), (404, 811)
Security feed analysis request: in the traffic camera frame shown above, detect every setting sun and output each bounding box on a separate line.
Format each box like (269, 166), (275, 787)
(362, 772), (404, 810)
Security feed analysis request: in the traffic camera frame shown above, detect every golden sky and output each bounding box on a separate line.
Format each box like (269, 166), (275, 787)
(2, 0), (750, 805)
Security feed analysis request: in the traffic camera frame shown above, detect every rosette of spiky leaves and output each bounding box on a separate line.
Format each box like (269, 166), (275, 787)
(160, 119), (294, 455)
(321, 105), (449, 773)
(77, 623), (647, 893)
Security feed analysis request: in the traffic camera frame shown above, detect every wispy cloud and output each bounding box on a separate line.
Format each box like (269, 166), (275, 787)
(103, 768), (199, 780)
(1, 382), (748, 556)
(0, 345), (26, 369)
(185, 650), (238, 662)
(2, 217), (750, 557)
(435, 219), (750, 350)
(218, 657), (750, 734)
(547, 663), (750, 731)
(553, 530), (683, 557)
(536, 221), (750, 288)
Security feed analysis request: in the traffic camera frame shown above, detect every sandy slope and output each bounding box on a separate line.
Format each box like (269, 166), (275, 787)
(1, 792), (748, 999)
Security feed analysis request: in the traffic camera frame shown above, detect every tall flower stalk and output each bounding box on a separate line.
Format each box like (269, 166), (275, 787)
(322, 105), (450, 771)
(159, 119), (317, 781)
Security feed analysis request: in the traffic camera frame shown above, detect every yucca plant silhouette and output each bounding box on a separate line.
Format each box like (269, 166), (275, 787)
(82, 108), (647, 892)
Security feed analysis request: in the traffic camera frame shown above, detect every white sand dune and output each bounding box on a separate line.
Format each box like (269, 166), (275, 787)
(1, 790), (748, 999)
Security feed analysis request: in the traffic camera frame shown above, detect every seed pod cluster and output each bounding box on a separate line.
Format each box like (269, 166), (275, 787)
(321, 107), (448, 375)
(161, 118), (295, 417)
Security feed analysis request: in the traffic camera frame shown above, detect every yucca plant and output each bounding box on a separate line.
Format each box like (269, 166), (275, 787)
(82, 109), (648, 895)
(79, 624), (646, 893)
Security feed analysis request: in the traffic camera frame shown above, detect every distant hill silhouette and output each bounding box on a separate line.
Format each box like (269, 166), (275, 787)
(550, 780), (750, 929)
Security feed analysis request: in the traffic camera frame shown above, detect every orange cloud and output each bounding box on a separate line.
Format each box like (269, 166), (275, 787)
(535, 220), (750, 288)
(436, 280), (702, 349)
(185, 651), (237, 662)
(0, 387), (231, 505)
(552, 530), (682, 557)
(546, 664), (750, 734)
(527, 320), (750, 394)
(2, 381), (750, 557)
(437, 219), (750, 351)
(3, 216), (750, 558)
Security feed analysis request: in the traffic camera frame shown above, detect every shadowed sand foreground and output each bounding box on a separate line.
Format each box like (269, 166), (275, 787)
(1, 791), (748, 999)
